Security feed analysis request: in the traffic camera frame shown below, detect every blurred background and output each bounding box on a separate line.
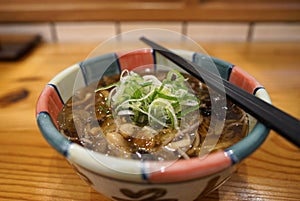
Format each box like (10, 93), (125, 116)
(0, 0), (299, 44)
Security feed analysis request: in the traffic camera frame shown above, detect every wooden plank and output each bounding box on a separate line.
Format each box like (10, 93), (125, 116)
(0, 0), (299, 22)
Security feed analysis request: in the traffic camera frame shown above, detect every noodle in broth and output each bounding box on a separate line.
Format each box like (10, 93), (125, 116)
(57, 70), (248, 161)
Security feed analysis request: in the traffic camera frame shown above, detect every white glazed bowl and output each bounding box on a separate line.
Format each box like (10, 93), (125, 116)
(36, 48), (270, 201)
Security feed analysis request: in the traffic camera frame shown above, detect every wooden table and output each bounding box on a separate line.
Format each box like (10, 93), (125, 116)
(0, 42), (299, 201)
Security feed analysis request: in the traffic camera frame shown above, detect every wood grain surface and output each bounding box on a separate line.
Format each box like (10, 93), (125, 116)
(1, 0), (300, 22)
(0, 41), (299, 201)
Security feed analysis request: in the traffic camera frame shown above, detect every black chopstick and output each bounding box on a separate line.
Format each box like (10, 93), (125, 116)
(140, 36), (300, 148)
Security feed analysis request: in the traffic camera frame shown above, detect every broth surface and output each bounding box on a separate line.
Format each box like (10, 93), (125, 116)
(57, 71), (248, 161)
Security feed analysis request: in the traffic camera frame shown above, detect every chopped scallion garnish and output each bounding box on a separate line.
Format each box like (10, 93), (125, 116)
(95, 70), (200, 129)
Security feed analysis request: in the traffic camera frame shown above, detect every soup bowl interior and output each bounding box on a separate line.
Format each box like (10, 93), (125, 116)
(36, 48), (270, 201)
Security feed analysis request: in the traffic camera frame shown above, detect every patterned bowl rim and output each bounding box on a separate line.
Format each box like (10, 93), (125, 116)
(36, 48), (270, 183)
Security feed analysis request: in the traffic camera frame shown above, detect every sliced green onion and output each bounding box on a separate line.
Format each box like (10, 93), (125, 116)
(95, 83), (119, 92)
(95, 69), (201, 129)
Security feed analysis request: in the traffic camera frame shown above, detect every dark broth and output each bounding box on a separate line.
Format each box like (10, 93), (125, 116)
(57, 71), (248, 161)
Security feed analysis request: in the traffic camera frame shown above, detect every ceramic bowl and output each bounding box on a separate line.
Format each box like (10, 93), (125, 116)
(36, 48), (271, 201)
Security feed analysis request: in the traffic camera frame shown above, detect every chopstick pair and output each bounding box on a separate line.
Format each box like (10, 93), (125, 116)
(140, 37), (300, 148)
